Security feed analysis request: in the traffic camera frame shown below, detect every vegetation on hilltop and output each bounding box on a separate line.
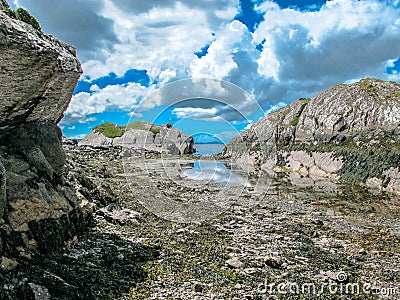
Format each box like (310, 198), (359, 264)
(94, 121), (162, 138)
(3, 7), (41, 30)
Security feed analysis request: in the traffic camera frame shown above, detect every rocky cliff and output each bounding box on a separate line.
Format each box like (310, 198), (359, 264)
(0, 4), (88, 261)
(80, 121), (195, 155)
(224, 78), (400, 193)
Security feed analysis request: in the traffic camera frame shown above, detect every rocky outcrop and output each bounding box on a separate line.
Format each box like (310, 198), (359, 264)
(0, 0), (9, 9)
(0, 4), (87, 258)
(224, 78), (400, 193)
(80, 123), (195, 155)
(0, 9), (81, 138)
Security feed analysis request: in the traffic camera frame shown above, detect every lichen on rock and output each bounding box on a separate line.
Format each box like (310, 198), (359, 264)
(0, 2), (89, 258)
(224, 78), (400, 194)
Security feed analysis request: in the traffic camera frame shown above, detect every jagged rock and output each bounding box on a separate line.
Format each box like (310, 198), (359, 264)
(0, 2), (87, 258)
(17, 279), (51, 300)
(0, 9), (81, 138)
(224, 78), (400, 193)
(80, 123), (195, 155)
(0, 256), (18, 272)
(226, 257), (243, 269)
(0, 0), (9, 9)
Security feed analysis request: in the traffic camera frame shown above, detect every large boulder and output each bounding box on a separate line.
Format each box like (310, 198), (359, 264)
(0, 9), (81, 138)
(224, 78), (400, 193)
(80, 123), (195, 155)
(0, 5), (87, 257)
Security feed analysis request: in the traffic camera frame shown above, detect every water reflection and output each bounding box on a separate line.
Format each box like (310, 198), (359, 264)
(182, 160), (250, 187)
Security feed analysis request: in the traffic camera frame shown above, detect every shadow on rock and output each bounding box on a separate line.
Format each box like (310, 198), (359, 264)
(1, 231), (160, 299)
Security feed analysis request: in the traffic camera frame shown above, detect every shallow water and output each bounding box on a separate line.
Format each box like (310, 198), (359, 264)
(182, 160), (250, 187)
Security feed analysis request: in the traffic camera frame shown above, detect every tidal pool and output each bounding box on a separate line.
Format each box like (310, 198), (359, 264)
(182, 160), (250, 187)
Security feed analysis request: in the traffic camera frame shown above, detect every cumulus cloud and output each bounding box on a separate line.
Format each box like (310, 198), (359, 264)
(81, 0), (239, 80)
(14, 0), (118, 61)
(43, 0), (400, 126)
(252, 0), (400, 98)
(172, 107), (223, 121)
(63, 82), (154, 123)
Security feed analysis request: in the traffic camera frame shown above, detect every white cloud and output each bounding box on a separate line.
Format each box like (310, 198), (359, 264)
(58, 0), (400, 125)
(81, 0), (239, 80)
(128, 112), (143, 118)
(254, 0), (400, 85)
(172, 107), (222, 121)
(265, 102), (288, 115)
(190, 20), (250, 79)
(64, 82), (154, 123)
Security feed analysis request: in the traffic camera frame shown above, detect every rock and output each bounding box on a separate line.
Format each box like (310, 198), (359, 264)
(224, 78), (400, 193)
(97, 205), (141, 226)
(0, 4), (89, 257)
(0, 10), (81, 138)
(79, 122), (195, 155)
(17, 282), (51, 300)
(0, 256), (18, 272)
(192, 282), (205, 293)
(0, 0), (9, 9)
(226, 257), (244, 268)
(263, 255), (282, 269)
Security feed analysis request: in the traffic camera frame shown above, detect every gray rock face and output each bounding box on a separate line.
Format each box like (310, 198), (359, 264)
(80, 125), (195, 155)
(0, 1), (8, 9)
(224, 78), (400, 193)
(0, 10), (82, 138)
(0, 5), (87, 257)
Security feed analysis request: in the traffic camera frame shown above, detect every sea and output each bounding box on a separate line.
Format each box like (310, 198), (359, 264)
(194, 143), (225, 155)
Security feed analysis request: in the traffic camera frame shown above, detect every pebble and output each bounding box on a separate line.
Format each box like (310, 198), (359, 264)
(263, 255), (282, 268)
(226, 257), (244, 268)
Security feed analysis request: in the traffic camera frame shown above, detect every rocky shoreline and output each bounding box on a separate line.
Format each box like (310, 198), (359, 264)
(2, 144), (399, 299)
(1, 2), (400, 298)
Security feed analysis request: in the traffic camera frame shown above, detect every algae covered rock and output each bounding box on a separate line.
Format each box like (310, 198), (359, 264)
(224, 78), (400, 193)
(80, 121), (195, 155)
(0, 1), (88, 257)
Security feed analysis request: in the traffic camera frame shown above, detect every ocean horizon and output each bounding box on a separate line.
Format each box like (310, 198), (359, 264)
(194, 143), (225, 155)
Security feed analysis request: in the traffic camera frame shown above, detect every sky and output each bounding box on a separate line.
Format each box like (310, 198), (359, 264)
(10, 0), (400, 143)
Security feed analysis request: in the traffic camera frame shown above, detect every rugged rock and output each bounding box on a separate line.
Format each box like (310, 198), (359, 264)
(0, 1), (88, 259)
(80, 122), (195, 155)
(224, 78), (400, 193)
(0, 8), (81, 138)
(0, 0), (9, 9)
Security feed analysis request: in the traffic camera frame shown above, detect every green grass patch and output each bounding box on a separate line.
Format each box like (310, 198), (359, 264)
(94, 121), (162, 138)
(149, 127), (160, 134)
(358, 81), (379, 93)
(289, 117), (300, 126)
(125, 121), (149, 130)
(94, 122), (126, 138)
(3, 7), (41, 30)
(289, 98), (310, 126)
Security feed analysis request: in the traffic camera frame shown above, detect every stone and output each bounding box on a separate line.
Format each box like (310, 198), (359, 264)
(0, 10), (82, 138)
(0, 256), (18, 272)
(80, 123), (195, 155)
(263, 255), (282, 269)
(0, 0), (9, 9)
(226, 257), (244, 268)
(97, 205), (141, 226)
(192, 282), (204, 293)
(224, 78), (400, 193)
(17, 280), (51, 300)
(0, 6), (89, 257)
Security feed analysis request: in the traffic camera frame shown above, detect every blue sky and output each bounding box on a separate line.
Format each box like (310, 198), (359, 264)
(10, 0), (400, 143)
